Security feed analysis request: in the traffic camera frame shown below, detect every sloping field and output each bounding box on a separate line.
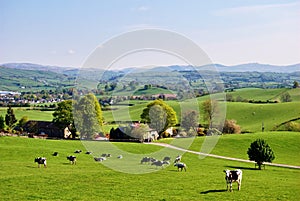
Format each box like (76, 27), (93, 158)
(103, 100), (299, 133)
(226, 88), (289, 101)
(160, 131), (300, 166)
(226, 102), (300, 132)
(0, 107), (53, 121)
(0, 135), (299, 201)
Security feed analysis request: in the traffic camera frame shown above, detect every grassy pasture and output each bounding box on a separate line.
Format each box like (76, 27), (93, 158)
(0, 107), (53, 121)
(0, 88), (299, 133)
(0, 135), (299, 201)
(226, 102), (300, 132)
(103, 100), (299, 133)
(226, 88), (289, 101)
(160, 131), (300, 166)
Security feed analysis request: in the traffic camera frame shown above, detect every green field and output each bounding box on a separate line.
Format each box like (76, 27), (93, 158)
(0, 107), (53, 121)
(0, 88), (299, 134)
(0, 134), (299, 201)
(226, 88), (288, 101)
(160, 131), (300, 166)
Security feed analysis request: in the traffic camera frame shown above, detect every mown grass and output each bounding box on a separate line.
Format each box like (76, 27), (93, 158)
(0, 136), (299, 201)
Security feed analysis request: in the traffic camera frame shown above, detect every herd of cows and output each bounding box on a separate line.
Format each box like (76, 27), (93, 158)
(34, 150), (242, 192)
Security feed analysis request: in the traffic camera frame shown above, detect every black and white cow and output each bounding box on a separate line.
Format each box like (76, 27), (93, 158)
(224, 169), (242, 192)
(163, 156), (171, 161)
(174, 155), (181, 163)
(94, 157), (106, 162)
(34, 157), (47, 168)
(141, 157), (151, 164)
(67, 156), (77, 165)
(174, 162), (187, 171)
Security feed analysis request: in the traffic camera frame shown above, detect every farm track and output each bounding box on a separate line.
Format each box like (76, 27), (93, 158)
(147, 142), (300, 169)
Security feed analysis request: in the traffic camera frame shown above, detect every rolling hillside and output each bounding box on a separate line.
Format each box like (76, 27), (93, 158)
(0, 88), (299, 133)
(0, 135), (299, 200)
(0, 66), (75, 91)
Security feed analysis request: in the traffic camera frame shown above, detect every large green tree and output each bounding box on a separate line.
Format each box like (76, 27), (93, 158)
(181, 110), (199, 132)
(202, 99), (219, 128)
(52, 100), (77, 138)
(141, 99), (177, 135)
(280, 92), (292, 102)
(247, 139), (275, 170)
(74, 93), (103, 139)
(5, 106), (17, 130)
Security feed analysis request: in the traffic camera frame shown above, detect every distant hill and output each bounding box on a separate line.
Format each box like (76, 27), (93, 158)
(120, 63), (300, 73)
(0, 66), (76, 91)
(213, 63), (300, 73)
(1, 62), (299, 91)
(1, 63), (74, 73)
(2, 62), (299, 73)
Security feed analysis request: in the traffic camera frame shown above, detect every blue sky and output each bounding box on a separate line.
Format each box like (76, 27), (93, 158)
(0, 0), (299, 68)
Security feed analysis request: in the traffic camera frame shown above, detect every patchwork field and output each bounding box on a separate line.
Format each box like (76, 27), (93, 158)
(0, 133), (299, 201)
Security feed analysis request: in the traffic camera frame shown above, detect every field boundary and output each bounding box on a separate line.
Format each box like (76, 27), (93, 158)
(147, 142), (300, 169)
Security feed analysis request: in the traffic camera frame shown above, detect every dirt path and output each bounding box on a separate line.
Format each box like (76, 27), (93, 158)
(147, 142), (300, 169)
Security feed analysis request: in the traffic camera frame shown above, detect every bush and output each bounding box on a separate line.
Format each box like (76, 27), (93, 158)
(223, 119), (241, 134)
(187, 129), (197, 137)
(178, 131), (187, 137)
(197, 127), (205, 136)
(285, 122), (300, 132)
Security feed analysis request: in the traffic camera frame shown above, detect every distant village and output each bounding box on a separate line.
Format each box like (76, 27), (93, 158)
(0, 90), (70, 107)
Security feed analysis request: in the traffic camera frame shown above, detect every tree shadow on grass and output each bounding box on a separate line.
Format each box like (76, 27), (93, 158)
(200, 189), (227, 194)
(225, 165), (258, 170)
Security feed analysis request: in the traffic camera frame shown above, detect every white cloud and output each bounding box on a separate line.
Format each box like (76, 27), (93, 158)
(137, 6), (149, 11)
(131, 6), (150, 12)
(68, 49), (75, 54)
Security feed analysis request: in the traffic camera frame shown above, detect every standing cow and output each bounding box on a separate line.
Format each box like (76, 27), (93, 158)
(224, 169), (242, 192)
(67, 156), (77, 165)
(174, 162), (187, 171)
(34, 157), (47, 168)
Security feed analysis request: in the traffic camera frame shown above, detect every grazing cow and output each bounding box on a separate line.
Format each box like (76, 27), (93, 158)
(52, 152), (58, 156)
(74, 150), (82, 153)
(94, 157), (106, 162)
(174, 155), (181, 163)
(67, 156), (77, 165)
(174, 162), (187, 171)
(162, 161), (170, 166)
(101, 153), (111, 157)
(85, 151), (92, 155)
(163, 156), (171, 161)
(151, 160), (165, 168)
(117, 155), (123, 159)
(141, 157), (151, 164)
(224, 169), (242, 192)
(34, 157), (47, 168)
